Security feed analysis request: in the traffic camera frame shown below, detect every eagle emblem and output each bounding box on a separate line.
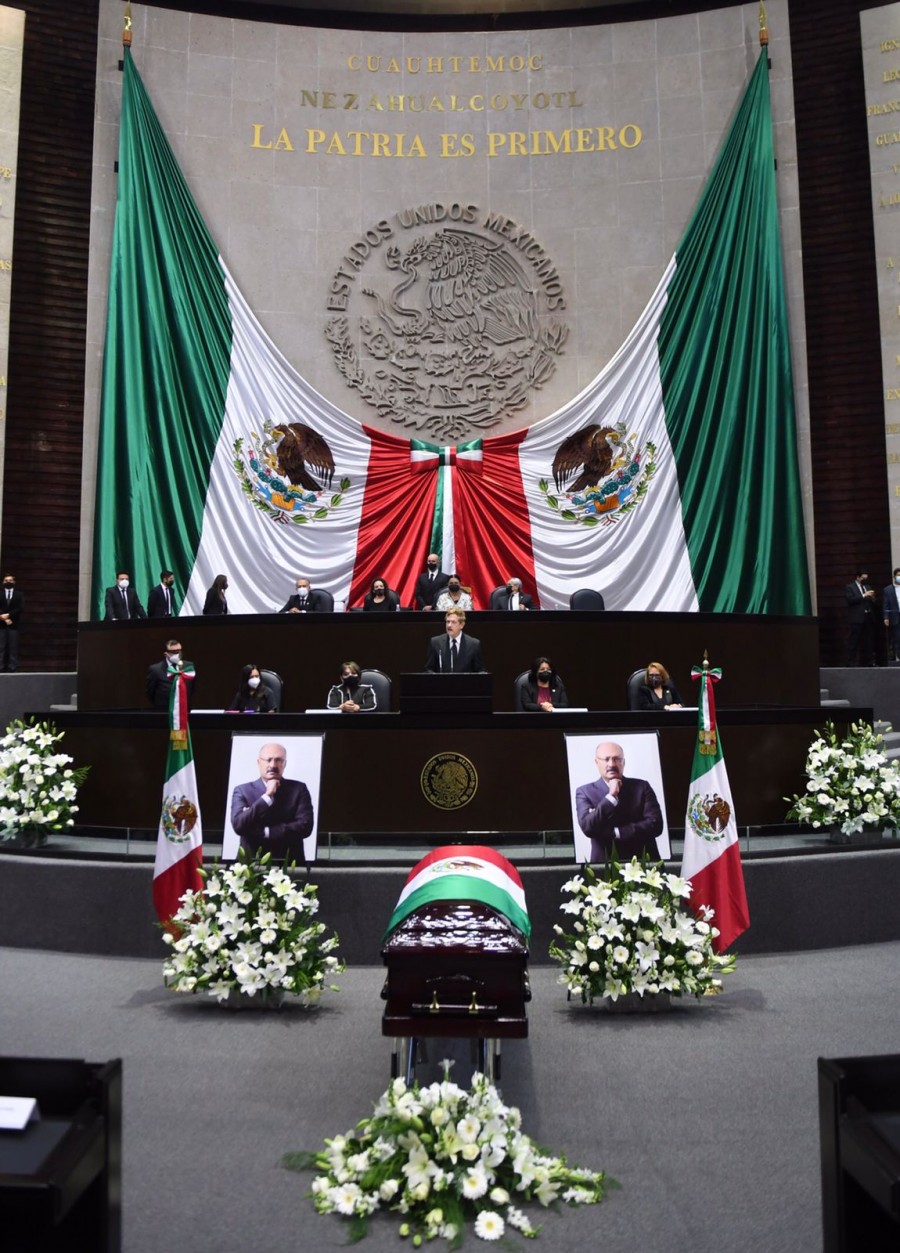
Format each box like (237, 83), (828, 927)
(326, 221), (568, 441)
(686, 792), (732, 842)
(161, 795), (198, 845)
(233, 418), (349, 525)
(540, 420), (657, 528)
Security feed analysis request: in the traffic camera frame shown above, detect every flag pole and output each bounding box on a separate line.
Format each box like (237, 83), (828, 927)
(123, 3), (132, 48)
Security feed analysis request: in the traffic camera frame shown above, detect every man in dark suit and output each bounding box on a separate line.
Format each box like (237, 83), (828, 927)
(146, 639), (196, 710)
(278, 577), (329, 613)
(844, 569), (877, 666)
(575, 740), (664, 862)
(0, 573), (23, 671)
(148, 570), (178, 618)
(230, 741), (314, 862)
(883, 568), (900, 662)
(424, 608), (485, 672)
(413, 553), (450, 610)
(104, 571), (146, 621)
(493, 577), (535, 611)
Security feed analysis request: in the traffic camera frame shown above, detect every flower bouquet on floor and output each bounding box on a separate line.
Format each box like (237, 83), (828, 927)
(284, 1064), (613, 1246)
(0, 717), (89, 843)
(162, 847), (344, 1005)
(549, 856), (735, 1005)
(785, 720), (900, 839)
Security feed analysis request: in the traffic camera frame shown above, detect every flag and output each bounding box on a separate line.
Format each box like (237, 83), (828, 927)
(152, 664), (203, 930)
(681, 662), (750, 952)
(383, 845), (530, 941)
(94, 47), (808, 618)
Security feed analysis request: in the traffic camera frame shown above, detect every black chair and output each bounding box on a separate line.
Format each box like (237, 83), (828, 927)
(489, 585), (510, 610)
(312, 588), (335, 612)
(569, 588), (605, 610)
(626, 668), (646, 710)
(360, 668), (392, 711)
(513, 670), (530, 711)
(259, 668), (284, 712)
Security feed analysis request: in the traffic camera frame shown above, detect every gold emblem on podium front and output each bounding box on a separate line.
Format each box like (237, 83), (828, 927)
(421, 752), (478, 810)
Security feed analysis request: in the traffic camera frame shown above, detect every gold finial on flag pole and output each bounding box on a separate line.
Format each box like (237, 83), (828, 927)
(759, 1), (769, 48)
(123, 3), (133, 49)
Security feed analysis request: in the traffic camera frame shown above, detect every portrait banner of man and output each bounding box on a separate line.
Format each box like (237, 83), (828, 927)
(222, 735), (324, 865)
(565, 733), (670, 865)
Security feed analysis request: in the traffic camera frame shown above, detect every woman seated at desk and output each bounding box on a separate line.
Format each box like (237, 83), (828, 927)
(326, 660), (377, 713)
(362, 577), (399, 611)
(636, 661), (683, 711)
(229, 664), (276, 713)
(521, 656), (569, 712)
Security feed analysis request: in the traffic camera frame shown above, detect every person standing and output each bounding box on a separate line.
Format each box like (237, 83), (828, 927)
(104, 571), (146, 621)
(0, 573), (23, 672)
(844, 569), (877, 666)
(424, 608), (485, 672)
(413, 553), (450, 610)
(148, 570), (178, 618)
(146, 639), (196, 710)
(883, 568), (900, 663)
(203, 574), (229, 616)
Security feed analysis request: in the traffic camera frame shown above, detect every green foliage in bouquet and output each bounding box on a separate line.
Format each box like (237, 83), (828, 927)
(0, 717), (89, 838)
(163, 848), (344, 1004)
(549, 857), (735, 1002)
(785, 720), (900, 836)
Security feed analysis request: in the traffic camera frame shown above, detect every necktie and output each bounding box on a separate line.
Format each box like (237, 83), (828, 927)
(165, 587), (171, 614)
(121, 589), (129, 619)
(450, 639), (458, 670)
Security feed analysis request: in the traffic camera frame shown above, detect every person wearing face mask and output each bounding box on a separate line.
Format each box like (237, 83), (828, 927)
(635, 661), (683, 711)
(146, 639), (197, 710)
(104, 570), (147, 621)
(202, 573), (230, 616)
(279, 577), (328, 614)
(883, 568), (900, 663)
(148, 570), (178, 618)
(0, 574), (23, 672)
(521, 656), (569, 712)
(326, 660), (377, 712)
(413, 553), (450, 610)
(434, 574), (474, 612)
(229, 664), (276, 713)
(362, 577), (399, 611)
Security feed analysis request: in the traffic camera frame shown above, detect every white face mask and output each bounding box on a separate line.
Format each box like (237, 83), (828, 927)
(248, 676), (260, 689)
(166, 652), (181, 664)
(118, 579), (129, 589)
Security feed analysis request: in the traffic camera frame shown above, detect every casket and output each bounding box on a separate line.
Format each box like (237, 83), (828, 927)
(381, 846), (531, 1041)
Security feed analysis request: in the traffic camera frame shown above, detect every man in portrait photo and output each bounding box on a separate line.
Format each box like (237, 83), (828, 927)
(230, 741), (314, 863)
(575, 739), (664, 862)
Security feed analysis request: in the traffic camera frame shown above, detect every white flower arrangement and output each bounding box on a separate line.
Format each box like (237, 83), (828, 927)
(162, 849), (344, 1005)
(0, 717), (89, 840)
(549, 857), (735, 1003)
(284, 1064), (611, 1245)
(785, 720), (900, 837)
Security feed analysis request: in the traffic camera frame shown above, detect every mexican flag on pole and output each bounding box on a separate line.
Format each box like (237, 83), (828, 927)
(383, 845), (530, 941)
(681, 662), (749, 953)
(152, 664), (203, 931)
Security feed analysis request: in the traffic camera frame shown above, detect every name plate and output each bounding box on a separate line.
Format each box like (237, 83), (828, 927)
(0, 1095), (39, 1130)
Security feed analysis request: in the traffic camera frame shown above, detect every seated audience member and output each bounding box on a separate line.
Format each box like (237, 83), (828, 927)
(424, 608), (485, 672)
(434, 575), (474, 612)
(203, 573), (229, 615)
(636, 661), (683, 711)
(146, 639), (196, 710)
(362, 577), (399, 611)
(229, 664), (276, 713)
(279, 577), (326, 613)
(105, 571), (146, 621)
(500, 577), (535, 611)
(521, 656), (569, 712)
(326, 660), (377, 712)
(413, 553), (450, 610)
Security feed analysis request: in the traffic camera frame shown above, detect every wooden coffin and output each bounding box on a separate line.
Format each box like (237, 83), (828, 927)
(381, 846), (530, 1039)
